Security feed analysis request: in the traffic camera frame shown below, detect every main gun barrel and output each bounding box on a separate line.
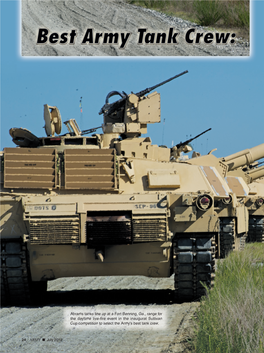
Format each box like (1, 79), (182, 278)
(222, 143), (264, 171)
(246, 165), (264, 182)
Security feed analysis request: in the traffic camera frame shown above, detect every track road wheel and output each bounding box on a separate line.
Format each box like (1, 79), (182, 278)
(173, 235), (215, 301)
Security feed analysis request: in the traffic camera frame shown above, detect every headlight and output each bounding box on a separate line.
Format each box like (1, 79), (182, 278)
(196, 194), (213, 211)
(222, 195), (233, 205)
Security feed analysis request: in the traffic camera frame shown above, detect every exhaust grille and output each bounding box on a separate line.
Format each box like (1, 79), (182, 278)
(133, 214), (167, 242)
(29, 217), (80, 244)
(87, 214), (132, 247)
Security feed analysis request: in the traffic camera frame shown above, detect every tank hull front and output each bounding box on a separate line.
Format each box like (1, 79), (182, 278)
(28, 243), (171, 281)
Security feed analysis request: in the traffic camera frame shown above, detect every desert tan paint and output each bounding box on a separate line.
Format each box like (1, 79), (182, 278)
(1, 87), (264, 285)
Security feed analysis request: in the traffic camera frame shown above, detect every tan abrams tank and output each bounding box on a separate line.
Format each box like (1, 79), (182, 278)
(189, 145), (264, 258)
(1, 71), (264, 305)
(228, 164), (264, 243)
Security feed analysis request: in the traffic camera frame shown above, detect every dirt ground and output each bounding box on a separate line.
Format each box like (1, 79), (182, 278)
(21, 0), (249, 56)
(0, 276), (199, 353)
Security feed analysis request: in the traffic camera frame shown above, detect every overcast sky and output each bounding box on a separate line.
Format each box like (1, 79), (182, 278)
(1, 0), (263, 161)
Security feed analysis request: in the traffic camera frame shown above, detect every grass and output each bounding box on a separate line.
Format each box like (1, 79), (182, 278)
(193, 0), (226, 26)
(125, 0), (249, 41)
(194, 243), (264, 353)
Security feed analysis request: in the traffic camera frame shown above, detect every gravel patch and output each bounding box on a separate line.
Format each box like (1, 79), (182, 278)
(21, 0), (250, 56)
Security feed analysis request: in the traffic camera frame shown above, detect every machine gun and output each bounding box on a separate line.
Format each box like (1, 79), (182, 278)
(174, 128), (212, 150)
(242, 160), (264, 171)
(171, 128), (212, 159)
(99, 70), (188, 117)
(81, 126), (102, 135)
(64, 119), (102, 136)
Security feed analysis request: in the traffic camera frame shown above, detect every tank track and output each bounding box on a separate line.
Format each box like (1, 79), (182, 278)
(247, 216), (264, 243)
(0, 238), (31, 306)
(239, 233), (247, 251)
(173, 235), (216, 300)
(219, 218), (235, 258)
(1, 239), (30, 306)
(1, 239), (48, 306)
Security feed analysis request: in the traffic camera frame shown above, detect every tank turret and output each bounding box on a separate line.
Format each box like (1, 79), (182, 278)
(221, 144), (264, 171)
(187, 143), (264, 179)
(228, 164), (264, 185)
(246, 165), (264, 182)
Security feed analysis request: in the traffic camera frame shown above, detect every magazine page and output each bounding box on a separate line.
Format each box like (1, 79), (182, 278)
(0, 1), (263, 352)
